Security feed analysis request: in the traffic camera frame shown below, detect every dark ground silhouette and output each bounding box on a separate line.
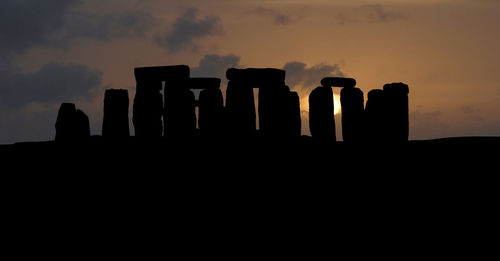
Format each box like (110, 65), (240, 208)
(1, 136), (498, 259)
(1, 134), (498, 258)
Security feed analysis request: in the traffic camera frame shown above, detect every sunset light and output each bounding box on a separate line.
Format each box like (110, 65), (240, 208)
(334, 95), (341, 115)
(1, 0), (500, 143)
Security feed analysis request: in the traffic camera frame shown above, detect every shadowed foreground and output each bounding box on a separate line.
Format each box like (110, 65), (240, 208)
(0, 136), (498, 258)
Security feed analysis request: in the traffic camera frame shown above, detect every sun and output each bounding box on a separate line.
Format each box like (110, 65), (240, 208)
(300, 94), (341, 115)
(333, 94), (341, 115)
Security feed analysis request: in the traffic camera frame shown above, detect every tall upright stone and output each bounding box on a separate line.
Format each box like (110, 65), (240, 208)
(55, 103), (90, 142)
(383, 82), (409, 142)
(253, 69), (287, 138)
(287, 90), (302, 138)
(75, 109), (91, 139)
(55, 103), (77, 141)
(309, 86), (335, 142)
(194, 78), (223, 136)
(164, 81), (195, 137)
(263, 85), (301, 139)
(340, 87), (364, 143)
(133, 80), (163, 138)
(133, 65), (190, 139)
(225, 69), (257, 137)
(226, 67), (294, 139)
(365, 89), (387, 142)
(225, 80), (256, 137)
(102, 89), (129, 138)
(321, 77), (364, 143)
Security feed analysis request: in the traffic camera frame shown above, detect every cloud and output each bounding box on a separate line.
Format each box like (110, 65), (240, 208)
(155, 8), (223, 53)
(60, 11), (156, 42)
(191, 54), (241, 81)
(0, 0), (81, 59)
(334, 4), (407, 25)
(364, 4), (407, 23)
(0, 106), (59, 144)
(283, 61), (344, 91)
(0, 60), (104, 143)
(0, 0), (156, 60)
(281, 61), (344, 136)
(460, 105), (484, 122)
(190, 56), (343, 90)
(410, 109), (451, 139)
(247, 7), (296, 25)
(0, 62), (103, 110)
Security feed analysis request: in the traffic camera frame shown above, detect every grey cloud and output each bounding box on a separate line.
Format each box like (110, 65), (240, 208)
(410, 109), (451, 139)
(282, 61), (344, 138)
(191, 56), (343, 90)
(61, 11), (156, 42)
(364, 4), (407, 23)
(191, 54), (241, 81)
(334, 4), (407, 25)
(411, 110), (443, 126)
(0, 62), (103, 110)
(248, 7), (296, 25)
(0, 107), (58, 144)
(0, 61), (103, 143)
(460, 105), (484, 122)
(189, 54), (241, 102)
(0, 0), (81, 59)
(410, 107), (500, 139)
(0, 0), (148, 132)
(460, 105), (480, 114)
(0, 0), (156, 60)
(155, 8), (223, 53)
(335, 13), (357, 26)
(283, 61), (344, 91)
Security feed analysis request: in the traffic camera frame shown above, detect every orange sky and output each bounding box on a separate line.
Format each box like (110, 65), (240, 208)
(2, 0), (500, 143)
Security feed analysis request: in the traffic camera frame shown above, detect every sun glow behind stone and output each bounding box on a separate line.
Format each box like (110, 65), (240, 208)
(300, 93), (341, 115)
(333, 94), (341, 115)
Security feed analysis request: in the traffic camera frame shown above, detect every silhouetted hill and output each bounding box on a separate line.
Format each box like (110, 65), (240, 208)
(1, 136), (498, 258)
(2, 135), (499, 172)
(3, 135), (498, 206)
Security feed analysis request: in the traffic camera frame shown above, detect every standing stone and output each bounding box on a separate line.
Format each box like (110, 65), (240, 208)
(321, 77), (359, 142)
(309, 86), (336, 142)
(102, 89), (129, 138)
(321, 77), (357, 88)
(55, 103), (77, 141)
(199, 88), (224, 136)
(188, 77), (223, 136)
(383, 82), (409, 142)
(262, 85), (301, 139)
(133, 65), (190, 139)
(188, 77), (221, 90)
(258, 83), (289, 137)
(365, 89), (387, 142)
(287, 90), (302, 138)
(75, 109), (91, 139)
(55, 103), (90, 141)
(133, 80), (163, 138)
(254, 69), (287, 138)
(227, 68), (288, 139)
(164, 81), (196, 137)
(225, 80), (256, 136)
(340, 87), (364, 143)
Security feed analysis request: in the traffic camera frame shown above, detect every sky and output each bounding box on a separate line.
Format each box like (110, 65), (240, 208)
(1, 0), (500, 144)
